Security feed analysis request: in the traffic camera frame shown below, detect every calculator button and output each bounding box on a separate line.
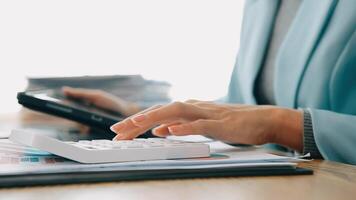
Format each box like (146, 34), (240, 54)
(65, 141), (77, 144)
(146, 143), (164, 147)
(78, 140), (91, 144)
(165, 143), (185, 147)
(92, 140), (111, 143)
(125, 144), (144, 148)
(133, 138), (146, 141)
(77, 144), (99, 150)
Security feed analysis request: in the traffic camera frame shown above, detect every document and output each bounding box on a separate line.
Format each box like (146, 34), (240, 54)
(0, 139), (301, 176)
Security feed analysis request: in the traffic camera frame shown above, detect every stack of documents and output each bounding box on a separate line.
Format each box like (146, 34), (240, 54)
(0, 138), (312, 187)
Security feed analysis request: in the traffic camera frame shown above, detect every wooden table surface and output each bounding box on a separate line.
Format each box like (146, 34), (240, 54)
(0, 112), (356, 200)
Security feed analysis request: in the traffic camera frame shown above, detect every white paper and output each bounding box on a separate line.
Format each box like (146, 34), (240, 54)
(0, 139), (301, 176)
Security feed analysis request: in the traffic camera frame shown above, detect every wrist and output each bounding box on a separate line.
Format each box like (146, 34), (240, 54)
(270, 107), (303, 151)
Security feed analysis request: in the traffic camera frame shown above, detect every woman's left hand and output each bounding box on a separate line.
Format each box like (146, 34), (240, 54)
(110, 100), (304, 152)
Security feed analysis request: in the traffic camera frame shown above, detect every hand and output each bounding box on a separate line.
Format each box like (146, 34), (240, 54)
(62, 87), (141, 117)
(110, 100), (303, 151)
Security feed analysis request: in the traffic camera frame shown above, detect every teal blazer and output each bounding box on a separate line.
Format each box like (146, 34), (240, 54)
(226, 0), (356, 164)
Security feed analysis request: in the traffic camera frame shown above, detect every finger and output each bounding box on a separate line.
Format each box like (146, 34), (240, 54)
(152, 126), (171, 137)
(152, 122), (182, 137)
(110, 104), (162, 134)
(113, 102), (208, 139)
(131, 102), (207, 127)
(118, 121), (182, 140)
(112, 119), (152, 140)
(133, 104), (163, 116)
(168, 119), (220, 136)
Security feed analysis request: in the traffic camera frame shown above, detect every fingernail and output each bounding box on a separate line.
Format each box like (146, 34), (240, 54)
(132, 114), (147, 123)
(112, 135), (119, 141)
(110, 123), (125, 132)
(112, 134), (124, 141)
(152, 128), (159, 135)
(168, 126), (179, 133)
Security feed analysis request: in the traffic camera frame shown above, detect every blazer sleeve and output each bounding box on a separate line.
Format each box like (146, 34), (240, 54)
(309, 108), (356, 164)
(311, 30), (356, 165)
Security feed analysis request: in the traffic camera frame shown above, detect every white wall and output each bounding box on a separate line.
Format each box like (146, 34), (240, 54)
(0, 0), (244, 113)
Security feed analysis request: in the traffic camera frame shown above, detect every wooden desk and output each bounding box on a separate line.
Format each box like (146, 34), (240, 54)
(0, 112), (355, 200)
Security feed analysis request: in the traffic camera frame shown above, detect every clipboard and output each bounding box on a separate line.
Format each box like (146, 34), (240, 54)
(0, 165), (312, 187)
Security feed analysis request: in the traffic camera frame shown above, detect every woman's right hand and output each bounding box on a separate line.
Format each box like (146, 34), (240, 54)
(62, 87), (141, 117)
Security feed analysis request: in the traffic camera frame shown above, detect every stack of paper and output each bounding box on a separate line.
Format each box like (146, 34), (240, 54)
(0, 137), (313, 187)
(0, 138), (303, 176)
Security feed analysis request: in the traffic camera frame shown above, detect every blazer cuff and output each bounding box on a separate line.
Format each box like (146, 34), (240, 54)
(302, 109), (323, 159)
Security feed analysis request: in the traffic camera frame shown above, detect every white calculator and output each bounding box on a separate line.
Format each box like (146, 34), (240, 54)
(9, 130), (210, 164)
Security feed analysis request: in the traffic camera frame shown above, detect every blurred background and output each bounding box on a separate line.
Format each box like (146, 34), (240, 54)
(0, 0), (244, 114)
